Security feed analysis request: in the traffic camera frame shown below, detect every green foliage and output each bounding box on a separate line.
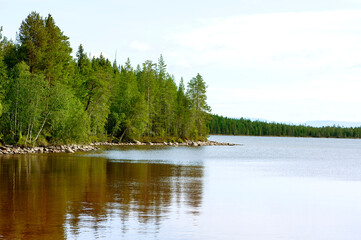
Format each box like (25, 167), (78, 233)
(187, 74), (211, 138)
(0, 62), (47, 145)
(0, 27), (6, 116)
(18, 12), (72, 83)
(107, 58), (148, 141)
(0, 12), (212, 146)
(208, 114), (361, 138)
(47, 82), (90, 144)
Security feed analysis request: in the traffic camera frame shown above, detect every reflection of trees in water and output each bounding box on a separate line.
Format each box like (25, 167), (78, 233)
(0, 154), (204, 239)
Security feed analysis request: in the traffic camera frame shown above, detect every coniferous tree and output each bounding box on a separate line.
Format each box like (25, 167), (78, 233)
(187, 73), (211, 139)
(138, 60), (157, 136)
(0, 27), (6, 116)
(108, 58), (147, 141)
(163, 74), (177, 136)
(18, 12), (72, 82)
(43, 14), (72, 83)
(84, 54), (111, 138)
(155, 55), (177, 136)
(17, 12), (47, 74)
(156, 55), (167, 136)
(176, 78), (190, 138)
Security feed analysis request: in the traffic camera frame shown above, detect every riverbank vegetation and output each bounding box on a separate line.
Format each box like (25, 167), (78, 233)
(0, 12), (211, 146)
(208, 114), (361, 138)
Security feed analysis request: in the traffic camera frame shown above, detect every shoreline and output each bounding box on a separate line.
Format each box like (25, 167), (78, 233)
(91, 140), (237, 147)
(0, 140), (237, 155)
(0, 145), (99, 155)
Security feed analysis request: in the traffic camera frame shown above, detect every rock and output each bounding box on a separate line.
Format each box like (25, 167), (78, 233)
(65, 148), (74, 153)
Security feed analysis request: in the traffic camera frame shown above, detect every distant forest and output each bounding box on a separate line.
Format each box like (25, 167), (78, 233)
(208, 115), (361, 138)
(0, 12), (211, 145)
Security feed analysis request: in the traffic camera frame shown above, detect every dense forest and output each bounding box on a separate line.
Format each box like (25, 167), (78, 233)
(208, 114), (361, 138)
(0, 12), (211, 146)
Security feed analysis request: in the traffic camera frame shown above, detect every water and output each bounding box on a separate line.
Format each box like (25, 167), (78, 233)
(1, 136), (361, 239)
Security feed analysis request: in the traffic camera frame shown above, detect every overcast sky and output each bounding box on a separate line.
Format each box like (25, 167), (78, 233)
(2, 0), (361, 123)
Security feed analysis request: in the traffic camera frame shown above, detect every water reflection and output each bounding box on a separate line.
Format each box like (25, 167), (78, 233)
(0, 153), (203, 239)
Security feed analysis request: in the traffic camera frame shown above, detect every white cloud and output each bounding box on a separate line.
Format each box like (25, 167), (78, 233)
(129, 40), (150, 51)
(165, 10), (361, 122)
(208, 68), (361, 122)
(169, 10), (361, 70)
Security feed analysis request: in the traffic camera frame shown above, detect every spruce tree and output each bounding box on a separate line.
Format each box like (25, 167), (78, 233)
(0, 27), (6, 116)
(187, 73), (211, 139)
(176, 78), (190, 138)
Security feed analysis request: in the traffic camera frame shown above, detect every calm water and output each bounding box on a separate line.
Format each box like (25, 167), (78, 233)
(1, 136), (361, 239)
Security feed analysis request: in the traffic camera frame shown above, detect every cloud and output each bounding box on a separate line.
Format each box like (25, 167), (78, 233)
(207, 67), (361, 122)
(163, 10), (361, 122)
(129, 40), (150, 51)
(168, 10), (361, 71)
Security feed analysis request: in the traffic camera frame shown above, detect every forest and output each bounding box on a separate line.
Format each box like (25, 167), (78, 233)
(0, 12), (211, 146)
(208, 114), (361, 138)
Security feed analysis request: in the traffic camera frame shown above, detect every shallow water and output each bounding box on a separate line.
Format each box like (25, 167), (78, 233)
(1, 136), (361, 239)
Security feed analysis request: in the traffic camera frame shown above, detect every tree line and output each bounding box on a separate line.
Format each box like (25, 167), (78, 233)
(0, 12), (211, 145)
(208, 114), (361, 138)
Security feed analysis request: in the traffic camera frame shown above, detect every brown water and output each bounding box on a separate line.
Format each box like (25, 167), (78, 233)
(1, 136), (361, 239)
(0, 151), (203, 239)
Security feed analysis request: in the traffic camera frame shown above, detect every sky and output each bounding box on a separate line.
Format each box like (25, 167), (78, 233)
(1, 0), (361, 124)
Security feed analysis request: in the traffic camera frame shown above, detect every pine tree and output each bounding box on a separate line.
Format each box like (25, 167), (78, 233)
(18, 12), (72, 83)
(187, 73), (211, 139)
(163, 74), (177, 136)
(17, 12), (47, 74)
(0, 27), (6, 116)
(43, 14), (72, 83)
(176, 78), (190, 138)
(84, 54), (111, 138)
(138, 60), (157, 136)
(108, 58), (147, 141)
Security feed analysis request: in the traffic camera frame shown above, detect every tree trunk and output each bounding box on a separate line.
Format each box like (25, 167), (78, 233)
(32, 112), (50, 145)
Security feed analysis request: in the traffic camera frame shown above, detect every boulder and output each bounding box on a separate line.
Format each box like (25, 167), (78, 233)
(65, 148), (74, 153)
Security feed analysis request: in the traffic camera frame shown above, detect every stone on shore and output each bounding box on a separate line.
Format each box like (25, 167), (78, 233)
(65, 148), (75, 153)
(0, 139), (237, 156)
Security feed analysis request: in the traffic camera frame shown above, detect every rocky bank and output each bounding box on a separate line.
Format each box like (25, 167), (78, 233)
(0, 140), (236, 155)
(0, 144), (99, 155)
(91, 140), (236, 147)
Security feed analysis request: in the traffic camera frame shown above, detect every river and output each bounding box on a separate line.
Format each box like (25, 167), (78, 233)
(1, 136), (361, 239)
